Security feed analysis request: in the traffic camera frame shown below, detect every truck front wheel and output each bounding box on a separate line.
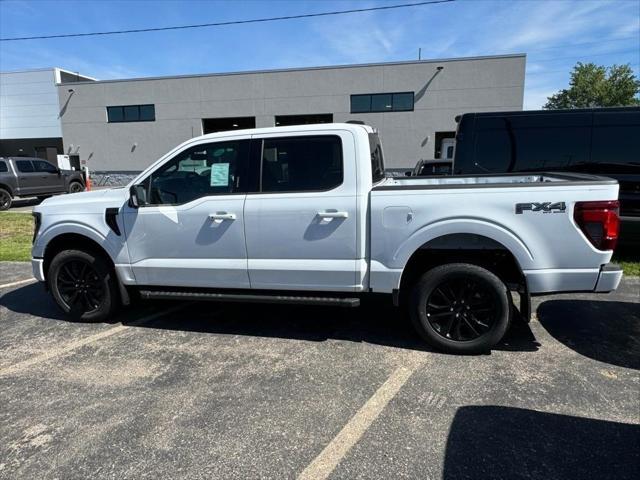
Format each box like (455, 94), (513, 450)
(0, 188), (12, 210)
(48, 249), (119, 322)
(409, 263), (511, 354)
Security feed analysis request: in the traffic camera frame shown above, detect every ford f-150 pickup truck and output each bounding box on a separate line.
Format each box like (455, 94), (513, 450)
(0, 157), (85, 210)
(31, 124), (623, 353)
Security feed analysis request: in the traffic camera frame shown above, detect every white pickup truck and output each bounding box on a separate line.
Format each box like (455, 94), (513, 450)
(31, 123), (623, 353)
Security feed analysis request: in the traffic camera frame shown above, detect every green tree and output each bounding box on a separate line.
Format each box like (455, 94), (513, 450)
(544, 62), (640, 109)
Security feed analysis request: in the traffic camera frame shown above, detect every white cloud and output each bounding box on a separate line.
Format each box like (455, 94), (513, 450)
(311, 10), (404, 64)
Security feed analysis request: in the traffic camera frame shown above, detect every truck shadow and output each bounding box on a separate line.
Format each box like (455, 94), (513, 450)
(1, 283), (540, 353)
(443, 405), (640, 480)
(537, 299), (640, 370)
(141, 300), (540, 353)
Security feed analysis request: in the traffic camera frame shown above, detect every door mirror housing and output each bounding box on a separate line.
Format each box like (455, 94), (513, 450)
(129, 184), (148, 208)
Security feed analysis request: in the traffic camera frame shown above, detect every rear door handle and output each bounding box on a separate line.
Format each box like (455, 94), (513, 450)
(318, 211), (349, 219)
(209, 212), (236, 223)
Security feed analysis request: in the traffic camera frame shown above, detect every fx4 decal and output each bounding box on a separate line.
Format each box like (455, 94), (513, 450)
(515, 202), (566, 214)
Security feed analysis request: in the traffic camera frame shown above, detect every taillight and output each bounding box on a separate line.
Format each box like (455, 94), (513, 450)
(574, 200), (620, 251)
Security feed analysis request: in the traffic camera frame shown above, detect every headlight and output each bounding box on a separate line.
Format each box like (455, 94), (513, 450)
(32, 212), (41, 243)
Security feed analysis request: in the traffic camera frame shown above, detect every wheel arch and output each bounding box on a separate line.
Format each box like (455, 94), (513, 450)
(42, 231), (131, 305)
(396, 230), (528, 306)
(393, 219), (533, 270)
(0, 182), (14, 196)
(43, 232), (115, 282)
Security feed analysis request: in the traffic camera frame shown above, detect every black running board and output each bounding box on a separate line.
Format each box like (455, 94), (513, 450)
(139, 290), (360, 307)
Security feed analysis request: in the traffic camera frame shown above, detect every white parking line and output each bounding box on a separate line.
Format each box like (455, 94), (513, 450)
(297, 358), (424, 480)
(0, 303), (188, 377)
(0, 278), (36, 289)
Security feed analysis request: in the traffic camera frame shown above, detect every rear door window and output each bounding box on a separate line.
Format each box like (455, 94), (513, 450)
(34, 160), (58, 173)
(260, 135), (343, 192)
(16, 160), (34, 173)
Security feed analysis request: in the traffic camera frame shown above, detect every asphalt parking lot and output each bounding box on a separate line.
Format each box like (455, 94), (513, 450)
(1, 261), (639, 480)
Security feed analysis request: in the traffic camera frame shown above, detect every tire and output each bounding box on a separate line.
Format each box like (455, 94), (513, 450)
(48, 249), (119, 322)
(409, 263), (511, 354)
(0, 188), (12, 210)
(68, 181), (84, 194)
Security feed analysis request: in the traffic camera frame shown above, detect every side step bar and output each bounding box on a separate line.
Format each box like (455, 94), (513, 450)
(139, 290), (361, 307)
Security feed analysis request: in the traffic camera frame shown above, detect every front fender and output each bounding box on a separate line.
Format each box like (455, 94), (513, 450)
(392, 217), (535, 271)
(32, 219), (127, 265)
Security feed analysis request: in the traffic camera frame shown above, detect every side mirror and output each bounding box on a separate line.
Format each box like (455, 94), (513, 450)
(129, 184), (147, 208)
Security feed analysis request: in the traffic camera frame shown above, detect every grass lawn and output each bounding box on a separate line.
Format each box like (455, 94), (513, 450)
(613, 249), (640, 277)
(0, 212), (34, 262)
(0, 211), (639, 276)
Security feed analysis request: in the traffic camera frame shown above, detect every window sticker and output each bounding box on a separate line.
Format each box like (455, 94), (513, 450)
(211, 163), (230, 186)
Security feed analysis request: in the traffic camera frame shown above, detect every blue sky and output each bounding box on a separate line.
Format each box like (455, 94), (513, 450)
(1, 0), (638, 109)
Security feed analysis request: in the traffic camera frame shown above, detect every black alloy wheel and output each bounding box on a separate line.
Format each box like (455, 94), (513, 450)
(0, 188), (11, 210)
(69, 182), (84, 193)
(425, 277), (498, 342)
(55, 259), (105, 314)
(49, 249), (119, 322)
(410, 263), (511, 354)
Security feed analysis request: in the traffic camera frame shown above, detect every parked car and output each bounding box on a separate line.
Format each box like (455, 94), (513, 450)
(32, 123), (623, 354)
(451, 106), (640, 245)
(412, 159), (453, 176)
(0, 157), (85, 210)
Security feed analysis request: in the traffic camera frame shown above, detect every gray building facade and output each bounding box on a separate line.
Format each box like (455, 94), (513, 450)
(0, 68), (94, 164)
(57, 54), (525, 175)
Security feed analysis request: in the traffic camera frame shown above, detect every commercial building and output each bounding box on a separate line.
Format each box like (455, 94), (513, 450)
(0, 68), (95, 164)
(52, 54), (524, 177)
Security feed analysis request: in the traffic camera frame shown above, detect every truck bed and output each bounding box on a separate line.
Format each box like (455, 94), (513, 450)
(369, 171), (620, 295)
(374, 172), (617, 190)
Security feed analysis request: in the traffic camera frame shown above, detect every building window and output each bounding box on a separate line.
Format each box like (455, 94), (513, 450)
(107, 104), (155, 123)
(350, 92), (414, 113)
(202, 116), (256, 134)
(275, 114), (333, 126)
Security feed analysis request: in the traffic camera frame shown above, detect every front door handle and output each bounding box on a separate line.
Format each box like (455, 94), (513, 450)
(209, 212), (236, 223)
(318, 211), (349, 219)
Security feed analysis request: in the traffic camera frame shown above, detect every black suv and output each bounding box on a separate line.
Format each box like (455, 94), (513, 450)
(452, 107), (640, 245)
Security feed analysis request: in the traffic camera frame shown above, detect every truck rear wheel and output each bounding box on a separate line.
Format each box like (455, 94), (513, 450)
(48, 249), (119, 322)
(68, 181), (84, 194)
(409, 263), (511, 354)
(0, 188), (12, 210)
